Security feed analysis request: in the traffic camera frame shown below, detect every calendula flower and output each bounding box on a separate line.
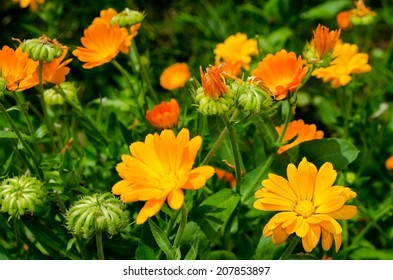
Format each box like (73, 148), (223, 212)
(214, 33), (258, 76)
(337, 11), (352, 29)
(159, 63), (191, 90)
(254, 157), (357, 253)
(145, 98), (180, 129)
(385, 156), (393, 170)
(276, 119), (324, 154)
(304, 24), (341, 66)
(112, 128), (215, 224)
(200, 64), (229, 99)
(12, 0), (44, 12)
(0, 46), (38, 92)
(215, 168), (236, 188)
(336, 0), (376, 29)
(72, 22), (130, 69)
(312, 41), (371, 88)
(251, 50), (308, 100)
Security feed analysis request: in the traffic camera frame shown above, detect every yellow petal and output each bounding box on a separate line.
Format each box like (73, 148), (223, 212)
(167, 189), (184, 209)
(120, 186), (164, 203)
(334, 233), (342, 252)
(314, 162), (336, 202)
(321, 228), (333, 251)
(295, 217), (310, 238)
(112, 180), (131, 195)
(287, 163), (300, 197)
(175, 128), (190, 172)
(136, 197), (166, 224)
(271, 226), (289, 245)
(320, 218), (342, 235)
(328, 205), (357, 220)
(316, 196), (345, 213)
(297, 158), (317, 200)
(301, 224), (321, 253)
(262, 174), (297, 204)
(130, 141), (165, 175)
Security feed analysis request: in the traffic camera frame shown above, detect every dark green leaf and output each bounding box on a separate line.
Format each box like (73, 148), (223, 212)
(300, 1), (351, 19)
(34, 125), (48, 139)
(148, 219), (177, 260)
(136, 242), (157, 260)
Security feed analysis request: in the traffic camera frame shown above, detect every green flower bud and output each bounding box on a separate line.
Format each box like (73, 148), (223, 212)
(233, 79), (271, 113)
(194, 87), (235, 115)
(44, 82), (78, 106)
(111, 8), (146, 27)
(350, 14), (375, 26)
(20, 35), (64, 63)
(0, 175), (45, 218)
(65, 193), (128, 239)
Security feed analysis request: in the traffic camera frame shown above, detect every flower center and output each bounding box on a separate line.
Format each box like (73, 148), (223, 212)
(159, 174), (179, 191)
(295, 200), (315, 218)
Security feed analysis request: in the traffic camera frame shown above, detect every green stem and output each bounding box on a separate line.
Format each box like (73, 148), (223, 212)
(111, 60), (136, 97)
(222, 113), (243, 194)
(0, 102), (43, 179)
(96, 231), (105, 260)
(131, 41), (159, 104)
(201, 127), (228, 166)
(11, 91), (36, 143)
(38, 62), (56, 152)
(173, 204), (188, 249)
(279, 236), (300, 260)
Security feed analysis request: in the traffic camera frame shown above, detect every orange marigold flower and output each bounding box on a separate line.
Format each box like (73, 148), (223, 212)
(0, 46), (38, 92)
(336, 0), (376, 29)
(385, 156), (393, 170)
(145, 99), (180, 129)
(112, 128), (215, 224)
(200, 64), (229, 99)
(312, 41), (371, 88)
(159, 63), (191, 90)
(12, 0), (44, 11)
(254, 157), (357, 253)
(251, 50), (308, 100)
(215, 168), (236, 189)
(72, 22), (130, 69)
(337, 11), (352, 29)
(276, 120), (324, 154)
(214, 33), (258, 76)
(311, 24), (341, 59)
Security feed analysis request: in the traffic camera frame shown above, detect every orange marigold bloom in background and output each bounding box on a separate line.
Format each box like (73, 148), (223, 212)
(200, 64), (229, 99)
(276, 120), (324, 154)
(159, 63), (191, 90)
(254, 157), (357, 253)
(72, 22), (130, 69)
(145, 99), (180, 129)
(311, 24), (341, 59)
(215, 168), (236, 188)
(336, 0), (376, 29)
(214, 33), (258, 76)
(251, 50), (308, 100)
(312, 41), (371, 88)
(385, 156), (393, 170)
(0, 46), (38, 92)
(112, 128), (215, 224)
(12, 0), (44, 11)
(337, 11), (352, 29)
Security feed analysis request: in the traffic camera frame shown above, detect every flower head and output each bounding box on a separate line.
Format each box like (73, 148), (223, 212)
(0, 46), (38, 92)
(254, 157), (357, 253)
(200, 64), (229, 99)
(112, 128), (215, 224)
(337, 11), (352, 29)
(65, 193), (128, 239)
(312, 41), (371, 88)
(0, 175), (44, 218)
(12, 0), (44, 11)
(336, 0), (376, 29)
(72, 22), (130, 69)
(159, 63), (191, 90)
(276, 120), (324, 154)
(251, 50), (308, 100)
(145, 98), (180, 129)
(385, 156), (393, 170)
(35, 47), (72, 85)
(214, 33), (258, 76)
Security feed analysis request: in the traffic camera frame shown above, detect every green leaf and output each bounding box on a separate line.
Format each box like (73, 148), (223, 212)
(136, 242), (157, 260)
(300, 0), (351, 19)
(254, 236), (286, 260)
(209, 250), (237, 260)
(272, 138), (359, 176)
(1, 151), (14, 176)
(184, 238), (199, 260)
(148, 219), (178, 260)
(34, 125), (48, 139)
(207, 115), (234, 165)
(0, 130), (32, 142)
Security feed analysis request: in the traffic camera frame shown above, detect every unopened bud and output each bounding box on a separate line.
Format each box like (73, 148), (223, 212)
(44, 82), (78, 106)
(111, 8), (145, 27)
(194, 87), (235, 115)
(20, 35), (64, 63)
(233, 80), (271, 113)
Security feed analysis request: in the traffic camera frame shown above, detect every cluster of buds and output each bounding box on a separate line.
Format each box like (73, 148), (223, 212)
(65, 193), (128, 239)
(43, 82), (78, 106)
(19, 35), (64, 63)
(111, 8), (145, 27)
(0, 175), (45, 219)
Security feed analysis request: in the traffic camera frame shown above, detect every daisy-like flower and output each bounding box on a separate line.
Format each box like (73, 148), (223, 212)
(312, 41), (371, 88)
(72, 22), (130, 69)
(251, 50), (308, 100)
(112, 128), (215, 224)
(159, 63), (191, 90)
(12, 0), (44, 12)
(385, 156), (393, 170)
(254, 157), (357, 253)
(214, 33), (258, 76)
(145, 98), (180, 129)
(276, 119), (324, 154)
(0, 46), (38, 92)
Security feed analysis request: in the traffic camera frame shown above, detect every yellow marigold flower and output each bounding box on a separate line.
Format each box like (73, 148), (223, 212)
(0, 46), (38, 92)
(145, 99), (180, 129)
(214, 33), (258, 76)
(200, 64), (229, 99)
(254, 157), (357, 253)
(276, 120), (324, 154)
(311, 24), (341, 60)
(159, 63), (191, 90)
(112, 128), (215, 224)
(12, 0), (44, 11)
(72, 22), (130, 69)
(385, 156), (393, 170)
(312, 41), (371, 88)
(251, 50), (308, 100)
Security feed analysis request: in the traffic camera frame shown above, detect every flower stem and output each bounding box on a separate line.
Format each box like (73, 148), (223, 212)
(11, 91), (36, 144)
(279, 236), (300, 260)
(201, 127), (228, 166)
(221, 113), (243, 194)
(96, 231), (105, 260)
(173, 203), (188, 250)
(111, 59), (137, 97)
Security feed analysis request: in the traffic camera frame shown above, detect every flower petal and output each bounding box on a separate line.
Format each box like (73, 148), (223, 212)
(136, 197), (166, 224)
(167, 189), (184, 210)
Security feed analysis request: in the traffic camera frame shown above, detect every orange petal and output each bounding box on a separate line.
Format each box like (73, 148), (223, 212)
(136, 197), (166, 224)
(167, 189), (184, 209)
